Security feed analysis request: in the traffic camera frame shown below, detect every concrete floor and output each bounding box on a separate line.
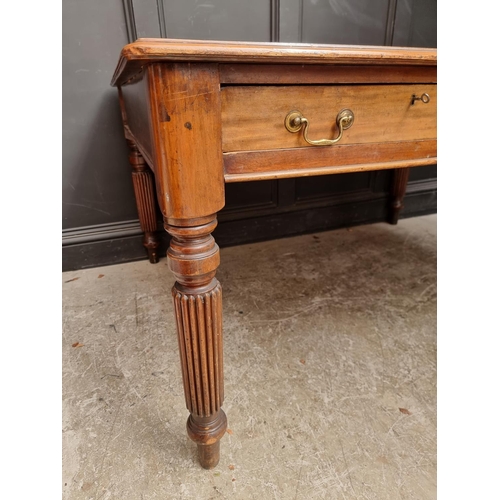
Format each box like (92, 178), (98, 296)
(62, 214), (436, 500)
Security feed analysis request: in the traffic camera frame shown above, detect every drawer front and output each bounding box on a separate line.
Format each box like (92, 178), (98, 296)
(221, 84), (436, 152)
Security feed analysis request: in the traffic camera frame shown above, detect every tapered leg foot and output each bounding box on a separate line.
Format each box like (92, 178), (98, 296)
(187, 410), (227, 469)
(127, 139), (160, 262)
(198, 441), (220, 470)
(389, 167), (410, 225)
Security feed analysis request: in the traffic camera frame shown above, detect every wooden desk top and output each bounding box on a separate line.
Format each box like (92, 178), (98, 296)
(111, 38), (436, 86)
(112, 38), (436, 220)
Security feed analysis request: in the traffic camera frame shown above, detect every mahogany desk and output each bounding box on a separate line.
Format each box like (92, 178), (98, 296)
(111, 39), (437, 469)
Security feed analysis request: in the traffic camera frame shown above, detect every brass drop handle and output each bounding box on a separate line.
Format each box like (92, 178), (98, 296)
(411, 93), (430, 105)
(284, 109), (354, 146)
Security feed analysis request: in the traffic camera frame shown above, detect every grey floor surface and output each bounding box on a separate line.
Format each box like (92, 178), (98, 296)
(62, 214), (437, 500)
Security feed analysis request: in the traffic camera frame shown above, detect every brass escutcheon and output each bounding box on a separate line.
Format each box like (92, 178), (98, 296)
(284, 109), (354, 146)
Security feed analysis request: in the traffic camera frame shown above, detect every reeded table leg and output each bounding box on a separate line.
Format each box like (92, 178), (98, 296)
(166, 215), (227, 469)
(127, 139), (160, 263)
(389, 167), (410, 225)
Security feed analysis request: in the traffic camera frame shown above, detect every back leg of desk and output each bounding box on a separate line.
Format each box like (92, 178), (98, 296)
(389, 167), (410, 225)
(127, 139), (160, 263)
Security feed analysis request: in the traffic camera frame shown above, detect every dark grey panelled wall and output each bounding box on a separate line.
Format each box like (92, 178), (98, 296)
(62, 0), (437, 271)
(63, 0), (136, 229)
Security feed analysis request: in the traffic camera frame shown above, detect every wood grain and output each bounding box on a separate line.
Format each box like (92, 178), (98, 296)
(147, 63), (225, 219)
(219, 64), (437, 85)
(112, 39), (436, 86)
(223, 140), (436, 182)
(120, 76), (155, 169)
(221, 85), (436, 152)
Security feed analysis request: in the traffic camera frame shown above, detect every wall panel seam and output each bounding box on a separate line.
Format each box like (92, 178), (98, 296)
(122, 0), (138, 43)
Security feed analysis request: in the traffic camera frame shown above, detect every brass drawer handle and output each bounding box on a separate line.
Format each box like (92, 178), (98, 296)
(411, 93), (430, 105)
(285, 109), (354, 146)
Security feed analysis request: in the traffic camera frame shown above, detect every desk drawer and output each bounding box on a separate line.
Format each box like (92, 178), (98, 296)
(221, 85), (436, 153)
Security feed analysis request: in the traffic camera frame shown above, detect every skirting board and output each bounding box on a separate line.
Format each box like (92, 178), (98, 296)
(63, 182), (436, 272)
